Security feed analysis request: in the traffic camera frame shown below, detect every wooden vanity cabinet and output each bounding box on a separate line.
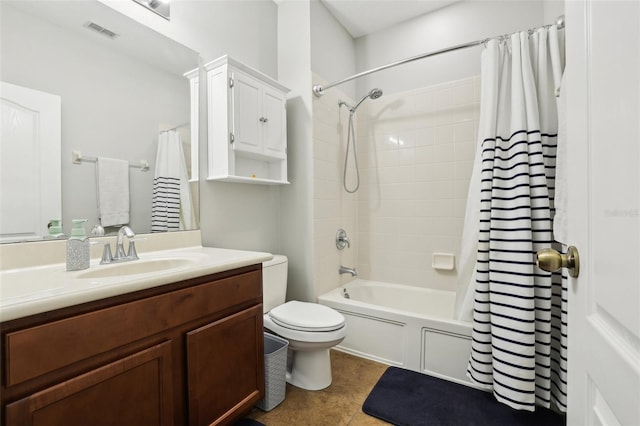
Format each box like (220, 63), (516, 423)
(0, 264), (265, 426)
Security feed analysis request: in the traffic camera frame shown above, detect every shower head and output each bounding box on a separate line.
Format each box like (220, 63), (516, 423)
(369, 88), (383, 100)
(350, 87), (384, 112)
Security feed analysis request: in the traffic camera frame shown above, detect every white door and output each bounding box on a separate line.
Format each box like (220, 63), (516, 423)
(0, 81), (61, 242)
(565, 1), (640, 425)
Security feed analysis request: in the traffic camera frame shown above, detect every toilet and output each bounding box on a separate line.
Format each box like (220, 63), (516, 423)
(262, 255), (346, 391)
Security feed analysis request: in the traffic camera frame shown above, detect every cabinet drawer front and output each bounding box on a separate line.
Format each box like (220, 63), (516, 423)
(5, 270), (261, 386)
(5, 341), (174, 426)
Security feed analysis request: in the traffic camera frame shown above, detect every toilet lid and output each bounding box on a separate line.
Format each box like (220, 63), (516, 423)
(269, 301), (345, 332)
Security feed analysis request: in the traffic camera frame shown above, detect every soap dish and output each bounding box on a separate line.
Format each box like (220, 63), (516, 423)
(432, 252), (455, 271)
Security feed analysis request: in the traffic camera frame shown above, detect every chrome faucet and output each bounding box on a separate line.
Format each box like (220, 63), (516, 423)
(339, 265), (358, 277)
(100, 226), (139, 264)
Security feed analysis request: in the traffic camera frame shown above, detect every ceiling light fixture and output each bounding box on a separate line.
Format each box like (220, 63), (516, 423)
(132, 0), (170, 21)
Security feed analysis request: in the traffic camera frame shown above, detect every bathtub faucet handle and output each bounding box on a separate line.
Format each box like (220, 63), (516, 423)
(336, 229), (351, 250)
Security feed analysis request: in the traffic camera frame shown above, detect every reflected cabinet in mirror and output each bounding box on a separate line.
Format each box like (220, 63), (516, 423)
(0, 0), (199, 242)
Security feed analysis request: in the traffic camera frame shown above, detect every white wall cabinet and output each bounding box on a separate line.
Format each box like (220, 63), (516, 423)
(205, 56), (289, 184)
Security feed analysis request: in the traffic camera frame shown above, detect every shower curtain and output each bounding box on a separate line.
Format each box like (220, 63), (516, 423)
(458, 27), (567, 412)
(151, 130), (196, 232)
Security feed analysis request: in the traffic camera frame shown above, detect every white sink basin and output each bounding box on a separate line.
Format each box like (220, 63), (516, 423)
(77, 258), (195, 279)
(0, 245), (273, 322)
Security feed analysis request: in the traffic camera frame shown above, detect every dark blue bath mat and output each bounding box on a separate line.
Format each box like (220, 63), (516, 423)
(362, 367), (565, 426)
(234, 419), (265, 426)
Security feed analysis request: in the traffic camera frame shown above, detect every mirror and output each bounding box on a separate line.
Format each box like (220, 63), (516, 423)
(0, 0), (199, 242)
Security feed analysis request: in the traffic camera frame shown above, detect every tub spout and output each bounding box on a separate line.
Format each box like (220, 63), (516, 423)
(339, 265), (358, 277)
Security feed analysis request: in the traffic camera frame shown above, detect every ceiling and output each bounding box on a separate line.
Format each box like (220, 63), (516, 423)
(320, 0), (461, 38)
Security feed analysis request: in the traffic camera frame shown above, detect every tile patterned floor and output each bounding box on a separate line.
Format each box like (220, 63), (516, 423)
(247, 350), (392, 425)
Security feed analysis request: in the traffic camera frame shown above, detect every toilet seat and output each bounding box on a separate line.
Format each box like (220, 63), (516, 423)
(269, 301), (345, 332)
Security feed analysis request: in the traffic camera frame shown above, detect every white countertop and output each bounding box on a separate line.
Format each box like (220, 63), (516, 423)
(0, 245), (272, 322)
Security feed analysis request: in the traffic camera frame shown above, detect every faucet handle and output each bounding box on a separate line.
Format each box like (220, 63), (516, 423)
(336, 228), (351, 250)
(90, 224), (105, 237)
(100, 243), (113, 264)
(127, 241), (139, 260)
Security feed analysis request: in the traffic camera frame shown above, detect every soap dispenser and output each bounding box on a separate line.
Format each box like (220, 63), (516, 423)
(67, 219), (90, 271)
(48, 218), (65, 239)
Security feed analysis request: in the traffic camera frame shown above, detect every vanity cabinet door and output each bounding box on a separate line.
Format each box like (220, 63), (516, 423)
(5, 341), (174, 426)
(186, 304), (264, 426)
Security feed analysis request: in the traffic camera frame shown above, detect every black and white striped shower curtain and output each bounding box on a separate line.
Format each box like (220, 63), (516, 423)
(465, 27), (567, 412)
(151, 130), (195, 232)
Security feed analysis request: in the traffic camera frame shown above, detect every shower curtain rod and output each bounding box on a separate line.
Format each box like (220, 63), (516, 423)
(312, 15), (565, 97)
(161, 122), (190, 132)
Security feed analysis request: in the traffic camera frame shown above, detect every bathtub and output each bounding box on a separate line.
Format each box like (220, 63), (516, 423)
(318, 279), (475, 387)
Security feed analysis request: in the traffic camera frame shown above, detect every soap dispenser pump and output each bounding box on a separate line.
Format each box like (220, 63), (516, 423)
(67, 219), (90, 271)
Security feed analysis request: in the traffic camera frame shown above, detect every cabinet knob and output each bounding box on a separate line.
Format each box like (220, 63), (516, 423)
(259, 117), (268, 123)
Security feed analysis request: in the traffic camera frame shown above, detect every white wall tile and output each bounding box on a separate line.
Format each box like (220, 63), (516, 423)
(434, 125), (454, 145)
(454, 121), (477, 142)
(354, 76), (478, 291)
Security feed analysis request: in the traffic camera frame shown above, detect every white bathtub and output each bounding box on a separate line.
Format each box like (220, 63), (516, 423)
(318, 279), (475, 387)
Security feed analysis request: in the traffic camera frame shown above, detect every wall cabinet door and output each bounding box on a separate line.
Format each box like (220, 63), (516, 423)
(186, 304), (265, 426)
(232, 72), (263, 156)
(232, 70), (286, 159)
(263, 86), (287, 159)
(5, 341), (174, 426)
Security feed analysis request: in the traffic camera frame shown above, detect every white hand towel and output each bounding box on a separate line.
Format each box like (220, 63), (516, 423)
(97, 157), (130, 227)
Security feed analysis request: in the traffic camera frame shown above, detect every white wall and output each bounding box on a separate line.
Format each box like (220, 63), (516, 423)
(277, 0), (315, 302)
(310, 0), (357, 99)
(354, 1), (545, 95)
(100, 0), (278, 78)
(543, 0), (565, 26)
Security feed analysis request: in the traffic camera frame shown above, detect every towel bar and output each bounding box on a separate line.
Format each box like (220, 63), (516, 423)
(72, 150), (149, 172)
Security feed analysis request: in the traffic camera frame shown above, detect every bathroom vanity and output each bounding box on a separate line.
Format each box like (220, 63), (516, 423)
(0, 237), (271, 426)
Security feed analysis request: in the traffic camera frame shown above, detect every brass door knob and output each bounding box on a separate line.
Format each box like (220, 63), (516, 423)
(536, 246), (580, 278)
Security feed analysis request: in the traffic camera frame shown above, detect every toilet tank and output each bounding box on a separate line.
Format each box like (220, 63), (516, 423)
(262, 255), (288, 313)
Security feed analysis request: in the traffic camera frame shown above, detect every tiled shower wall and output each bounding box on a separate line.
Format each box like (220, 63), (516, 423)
(312, 74), (358, 298)
(311, 75), (480, 297)
(356, 76), (480, 291)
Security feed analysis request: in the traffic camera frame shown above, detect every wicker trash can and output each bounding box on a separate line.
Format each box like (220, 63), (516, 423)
(257, 333), (289, 411)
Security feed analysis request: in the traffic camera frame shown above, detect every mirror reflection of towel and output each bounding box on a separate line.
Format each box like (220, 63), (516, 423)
(151, 130), (194, 232)
(97, 157), (130, 227)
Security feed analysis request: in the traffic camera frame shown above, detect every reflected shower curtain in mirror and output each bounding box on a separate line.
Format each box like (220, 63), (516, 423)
(151, 130), (195, 232)
(458, 27), (567, 412)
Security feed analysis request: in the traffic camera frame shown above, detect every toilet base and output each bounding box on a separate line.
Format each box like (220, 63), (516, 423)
(286, 348), (332, 391)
